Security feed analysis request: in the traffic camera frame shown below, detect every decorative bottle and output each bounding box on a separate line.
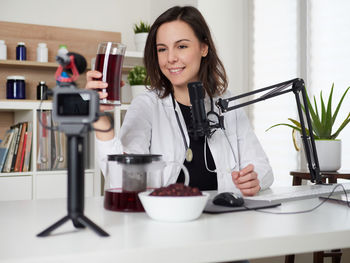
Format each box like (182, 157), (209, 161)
(0, 40), (7, 60)
(16, 42), (26, 61)
(37, 43), (48, 62)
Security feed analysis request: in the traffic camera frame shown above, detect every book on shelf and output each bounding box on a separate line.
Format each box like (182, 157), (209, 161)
(19, 131), (27, 172)
(0, 129), (15, 172)
(10, 123), (22, 172)
(2, 126), (19, 173)
(22, 122), (33, 172)
(14, 122), (27, 172)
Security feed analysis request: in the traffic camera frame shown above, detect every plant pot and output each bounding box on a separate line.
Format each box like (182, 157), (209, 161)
(315, 139), (341, 171)
(297, 137), (342, 172)
(131, 85), (149, 99)
(134, 33), (148, 52)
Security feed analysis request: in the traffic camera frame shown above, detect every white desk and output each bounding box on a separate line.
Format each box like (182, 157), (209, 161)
(1, 187), (350, 263)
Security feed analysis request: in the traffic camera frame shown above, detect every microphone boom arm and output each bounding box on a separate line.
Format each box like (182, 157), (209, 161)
(216, 78), (322, 184)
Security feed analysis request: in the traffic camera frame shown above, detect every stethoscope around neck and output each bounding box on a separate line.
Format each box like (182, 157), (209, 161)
(170, 93), (237, 171)
(170, 92), (221, 140)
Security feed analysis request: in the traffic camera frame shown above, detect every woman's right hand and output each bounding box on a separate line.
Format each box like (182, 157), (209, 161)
(85, 70), (115, 140)
(85, 70), (114, 112)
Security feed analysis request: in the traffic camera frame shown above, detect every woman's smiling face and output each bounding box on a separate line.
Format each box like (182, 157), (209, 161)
(156, 20), (208, 91)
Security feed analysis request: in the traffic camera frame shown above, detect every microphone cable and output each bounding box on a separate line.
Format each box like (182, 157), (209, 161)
(92, 112), (114, 133)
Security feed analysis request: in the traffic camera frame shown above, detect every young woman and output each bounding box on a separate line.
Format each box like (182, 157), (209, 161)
(85, 6), (273, 196)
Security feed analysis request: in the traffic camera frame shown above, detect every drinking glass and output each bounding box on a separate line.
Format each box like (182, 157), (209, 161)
(95, 42), (126, 105)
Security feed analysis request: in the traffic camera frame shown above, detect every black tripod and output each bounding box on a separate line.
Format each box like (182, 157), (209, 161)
(37, 134), (109, 237)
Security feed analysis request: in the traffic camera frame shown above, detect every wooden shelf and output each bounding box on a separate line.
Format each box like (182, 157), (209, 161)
(0, 99), (131, 111)
(0, 99), (53, 110)
(0, 58), (141, 73)
(0, 59), (57, 69)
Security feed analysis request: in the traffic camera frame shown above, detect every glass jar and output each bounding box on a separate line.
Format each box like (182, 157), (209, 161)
(16, 42), (26, 61)
(37, 81), (48, 100)
(6, 76), (26, 99)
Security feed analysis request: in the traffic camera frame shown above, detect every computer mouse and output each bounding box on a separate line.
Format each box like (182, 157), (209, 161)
(212, 192), (244, 207)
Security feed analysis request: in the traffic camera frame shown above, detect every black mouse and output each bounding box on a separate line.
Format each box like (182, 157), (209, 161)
(213, 192), (244, 207)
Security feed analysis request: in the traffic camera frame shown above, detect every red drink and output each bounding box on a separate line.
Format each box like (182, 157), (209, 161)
(104, 188), (145, 212)
(95, 53), (124, 105)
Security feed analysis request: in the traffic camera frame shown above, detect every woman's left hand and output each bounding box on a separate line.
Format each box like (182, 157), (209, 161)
(231, 164), (261, 196)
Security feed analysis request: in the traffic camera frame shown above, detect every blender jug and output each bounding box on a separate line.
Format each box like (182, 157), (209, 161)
(104, 154), (189, 212)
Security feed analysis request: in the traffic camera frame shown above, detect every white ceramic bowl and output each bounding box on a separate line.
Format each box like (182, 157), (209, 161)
(138, 191), (210, 222)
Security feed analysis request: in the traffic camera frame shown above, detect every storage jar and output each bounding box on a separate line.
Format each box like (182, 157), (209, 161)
(6, 76), (26, 99)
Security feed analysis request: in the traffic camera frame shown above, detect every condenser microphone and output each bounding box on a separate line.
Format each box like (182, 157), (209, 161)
(188, 82), (211, 139)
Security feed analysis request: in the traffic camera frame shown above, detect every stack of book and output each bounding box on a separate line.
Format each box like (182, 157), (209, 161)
(0, 122), (33, 173)
(0, 111), (91, 174)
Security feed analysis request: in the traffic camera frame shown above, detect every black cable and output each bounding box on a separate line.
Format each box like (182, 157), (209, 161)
(93, 112), (114, 133)
(245, 184), (350, 215)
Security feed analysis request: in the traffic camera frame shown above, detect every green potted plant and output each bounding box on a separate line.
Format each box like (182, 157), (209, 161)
(127, 66), (150, 98)
(133, 21), (150, 52)
(267, 84), (350, 171)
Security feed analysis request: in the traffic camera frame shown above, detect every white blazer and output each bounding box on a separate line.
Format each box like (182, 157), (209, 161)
(96, 90), (274, 193)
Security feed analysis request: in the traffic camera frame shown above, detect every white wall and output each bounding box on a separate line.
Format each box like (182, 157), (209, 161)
(198, 0), (248, 96)
(0, 0), (152, 51)
(149, 0), (248, 96)
(150, 0), (197, 23)
(0, 0), (241, 94)
(150, 0), (248, 96)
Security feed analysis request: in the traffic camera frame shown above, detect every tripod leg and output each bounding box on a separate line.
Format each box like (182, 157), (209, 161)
(72, 218), (85, 228)
(37, 215), (70, 237)
(37, 136), (109, 238)
(77, 215), (109, 237)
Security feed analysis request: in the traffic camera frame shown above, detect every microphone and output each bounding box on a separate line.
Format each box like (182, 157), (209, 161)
(188, 82), (211, 139)
(55, 50), (87, 83)
(56, 51), (87, 74)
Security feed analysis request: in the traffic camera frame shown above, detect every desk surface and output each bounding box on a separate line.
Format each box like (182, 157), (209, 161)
(1, 187), (350, 263)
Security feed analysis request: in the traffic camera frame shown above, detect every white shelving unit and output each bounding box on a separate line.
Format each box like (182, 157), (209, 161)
(0, 52), (141, 201)
(0, 100), (95, 201)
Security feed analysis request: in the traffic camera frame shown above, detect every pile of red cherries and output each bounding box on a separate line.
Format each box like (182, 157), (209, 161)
(150, 183), (202, 196)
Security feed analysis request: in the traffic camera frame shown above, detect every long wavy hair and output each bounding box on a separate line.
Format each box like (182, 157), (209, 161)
(144, 6), (228, 98)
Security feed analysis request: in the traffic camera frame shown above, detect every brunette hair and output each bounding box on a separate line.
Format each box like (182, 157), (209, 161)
(144, 6), (228, 98)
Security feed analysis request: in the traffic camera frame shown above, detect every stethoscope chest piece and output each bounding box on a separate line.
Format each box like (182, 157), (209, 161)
(185, 148), (193, 162)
